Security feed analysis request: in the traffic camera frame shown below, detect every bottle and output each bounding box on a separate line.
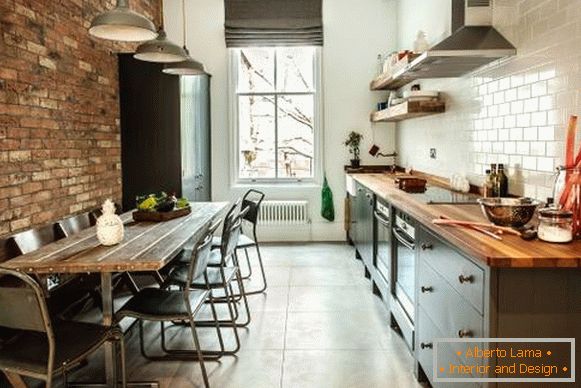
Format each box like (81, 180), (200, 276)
(497, 164), (508, 197)
(489, 164), (499, 197)
(377, 54), (384, 76)
(483, 169), (494, 197)
(414, 31), (429, 53)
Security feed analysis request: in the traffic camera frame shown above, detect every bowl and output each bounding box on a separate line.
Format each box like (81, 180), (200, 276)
(477, 197), (541, 227)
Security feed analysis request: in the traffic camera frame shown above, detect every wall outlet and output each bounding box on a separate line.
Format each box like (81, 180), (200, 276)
(430, 148), (437, 159)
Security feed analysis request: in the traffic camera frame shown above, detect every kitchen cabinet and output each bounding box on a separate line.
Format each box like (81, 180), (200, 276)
(353, 182), (374, 271)
(118, 54), (211, 210)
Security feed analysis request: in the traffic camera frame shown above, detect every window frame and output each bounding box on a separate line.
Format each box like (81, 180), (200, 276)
(228, 47), (323, 185)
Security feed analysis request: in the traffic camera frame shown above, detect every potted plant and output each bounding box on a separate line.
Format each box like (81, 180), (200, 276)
(344, 131), (363, 168)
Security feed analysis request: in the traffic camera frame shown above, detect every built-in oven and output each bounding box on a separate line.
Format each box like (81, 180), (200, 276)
(390, 208), (416, 350)
(373, 198), (391, 297)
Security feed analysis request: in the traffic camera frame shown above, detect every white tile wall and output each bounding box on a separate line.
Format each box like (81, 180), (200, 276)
(396, 0), (581, 200)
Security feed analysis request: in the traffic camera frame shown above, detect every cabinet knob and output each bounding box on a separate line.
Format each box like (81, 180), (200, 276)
(420, 342), (433, 349)
(458, 274), (474, 284)
(420, 242), (433, 250)
(421, 286), (433, 293)
(458, 329), (473, 338)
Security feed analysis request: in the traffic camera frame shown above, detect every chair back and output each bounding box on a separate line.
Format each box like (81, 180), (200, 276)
(56, 213), (92, 238)
(241, 189), (265, 238)
(0, 268), (52, 333)
(220, 198), (241, 237)
(8, 224), (60, 256)
(221, 207), (248, 261)
(186, 221), (220, 283)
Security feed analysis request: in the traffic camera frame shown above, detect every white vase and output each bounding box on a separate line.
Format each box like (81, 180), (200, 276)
(96, 199), (124, 246)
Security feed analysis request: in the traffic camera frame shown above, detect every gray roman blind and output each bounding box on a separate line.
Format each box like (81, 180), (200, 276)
(224, 0), (323, 47)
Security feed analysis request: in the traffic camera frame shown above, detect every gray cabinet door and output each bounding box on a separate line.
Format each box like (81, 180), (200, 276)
(180, 75), (211, 202)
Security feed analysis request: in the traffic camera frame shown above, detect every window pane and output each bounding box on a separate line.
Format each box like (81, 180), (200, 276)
(276, 47), (314, 92)
(239, 95), (276, 178)
(277, 94), (314, 178)
(237, 48), (275, 92)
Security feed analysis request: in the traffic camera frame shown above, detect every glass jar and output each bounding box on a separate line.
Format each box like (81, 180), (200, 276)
(552, 166), (581, 205)
(537, 208), (573, 243)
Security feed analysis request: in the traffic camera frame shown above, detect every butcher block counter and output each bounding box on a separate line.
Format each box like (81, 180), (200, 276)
(351, 173), (581, 268)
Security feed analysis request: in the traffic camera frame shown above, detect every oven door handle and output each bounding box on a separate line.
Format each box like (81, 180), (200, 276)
(392, 227), (415, 250)
(374, 210), (390, 227)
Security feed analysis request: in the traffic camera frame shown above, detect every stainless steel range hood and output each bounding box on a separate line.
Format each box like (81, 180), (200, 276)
(370, 0), (516, 90)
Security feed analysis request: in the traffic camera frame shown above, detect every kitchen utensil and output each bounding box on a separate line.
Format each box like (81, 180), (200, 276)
(477, 197), (541, 228)
(432, 219), (522, 236)
(439, 215), (502, 241)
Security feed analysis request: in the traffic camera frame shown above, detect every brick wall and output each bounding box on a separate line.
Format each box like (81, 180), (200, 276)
(396, 0), (581, 200)
(0, 0), (160, 236)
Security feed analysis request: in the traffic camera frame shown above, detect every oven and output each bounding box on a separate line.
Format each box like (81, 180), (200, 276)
(373, 199), (391, 295)
(390, 208), (416, 350)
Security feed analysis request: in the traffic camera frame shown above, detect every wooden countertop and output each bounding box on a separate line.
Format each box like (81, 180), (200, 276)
(351, 173), (581, 268)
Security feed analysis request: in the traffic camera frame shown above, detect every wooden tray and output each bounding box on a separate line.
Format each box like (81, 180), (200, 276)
(132, 206), (191, 222)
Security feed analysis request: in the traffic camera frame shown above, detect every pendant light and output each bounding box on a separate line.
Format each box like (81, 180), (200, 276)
(134, 0), (186, 63)
(163, 0), (206, 75)
(89, 0), (157, 42)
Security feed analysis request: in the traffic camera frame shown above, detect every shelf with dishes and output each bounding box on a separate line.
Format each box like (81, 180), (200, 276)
(370, 91), (445, 123)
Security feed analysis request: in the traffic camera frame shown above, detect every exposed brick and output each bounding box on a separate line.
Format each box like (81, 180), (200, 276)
(0, 0), (160, 236)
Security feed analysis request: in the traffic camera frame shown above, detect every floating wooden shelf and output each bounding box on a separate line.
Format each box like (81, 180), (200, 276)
(370, 100), (445, 122)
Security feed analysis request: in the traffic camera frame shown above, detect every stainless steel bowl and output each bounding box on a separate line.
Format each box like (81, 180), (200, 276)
(477, 197), (541, 227)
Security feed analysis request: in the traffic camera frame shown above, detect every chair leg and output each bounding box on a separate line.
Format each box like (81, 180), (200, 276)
(118, 334), (127, 388)
(208, 291), (226, 354)
(187, 319), (210, 388)
(239, 247), (253, 279)
(243, 244), (268, 295)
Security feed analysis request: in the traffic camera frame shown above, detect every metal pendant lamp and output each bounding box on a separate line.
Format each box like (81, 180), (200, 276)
(134, 0), (186, 63)
(89, 0), (157, 42)
(163, 0), (206, 75)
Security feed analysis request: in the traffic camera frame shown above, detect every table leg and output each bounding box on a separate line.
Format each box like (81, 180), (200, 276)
(101, 272), (117, 387)
(4, 371), (27, 388)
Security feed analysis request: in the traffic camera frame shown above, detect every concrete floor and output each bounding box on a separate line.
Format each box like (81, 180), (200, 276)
(40, 243), (426, 388)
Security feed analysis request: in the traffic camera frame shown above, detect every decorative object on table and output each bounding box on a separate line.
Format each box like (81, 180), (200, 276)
(321, 175), (335, 222)
(96, 199), (125, 246)
(477, 197), (541, 228)
(88, 0), (157, 42)
(396, 177), (427, 193)
(133, 192), (191, 222)
(413, 30), (429, 53)
(537, 207), (573, 243)
(344, 131), (363, 169)
(555, 115), (581, 237)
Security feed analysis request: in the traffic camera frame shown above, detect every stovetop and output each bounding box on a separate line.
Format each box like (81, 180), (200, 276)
(407, 186), (480, 204)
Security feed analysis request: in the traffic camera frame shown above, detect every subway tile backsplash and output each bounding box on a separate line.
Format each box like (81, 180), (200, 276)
(396, 0), (581, 200)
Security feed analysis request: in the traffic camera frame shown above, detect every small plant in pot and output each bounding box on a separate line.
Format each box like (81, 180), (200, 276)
(344, 131), (363, 168)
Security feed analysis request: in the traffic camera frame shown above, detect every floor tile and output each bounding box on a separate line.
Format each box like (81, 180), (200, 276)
(288, 286), (380, 312)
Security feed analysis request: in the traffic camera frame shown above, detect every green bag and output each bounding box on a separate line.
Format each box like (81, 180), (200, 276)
(321, 175), (335, 222)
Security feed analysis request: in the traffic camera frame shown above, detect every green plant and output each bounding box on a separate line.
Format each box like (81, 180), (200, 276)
(344, 131), (363, 160)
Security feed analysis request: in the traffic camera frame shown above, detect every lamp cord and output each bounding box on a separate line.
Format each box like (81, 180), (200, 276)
(182, 0), (187, 48)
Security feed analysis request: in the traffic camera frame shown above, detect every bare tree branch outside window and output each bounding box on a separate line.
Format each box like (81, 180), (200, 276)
(237, 47), (316, 179)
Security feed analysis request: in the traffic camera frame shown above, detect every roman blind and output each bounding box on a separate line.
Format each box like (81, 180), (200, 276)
(224, 0), (323, 47)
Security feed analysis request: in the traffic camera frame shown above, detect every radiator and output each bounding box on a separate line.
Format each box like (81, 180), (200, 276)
(258, 200), (310, 225)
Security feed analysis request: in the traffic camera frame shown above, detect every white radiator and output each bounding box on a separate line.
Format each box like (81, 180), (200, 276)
(258, 200), (310, 226)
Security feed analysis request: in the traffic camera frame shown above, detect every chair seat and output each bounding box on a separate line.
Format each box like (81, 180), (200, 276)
(211, 234), (255, 249)
(116, 288), (209, 321)
(174, 248), (223, 266)
(168, 266), (237, 289)
(0, 320), (112, 376)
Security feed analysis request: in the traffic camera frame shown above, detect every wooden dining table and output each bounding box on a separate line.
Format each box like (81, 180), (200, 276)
(2, 201), (228, 387)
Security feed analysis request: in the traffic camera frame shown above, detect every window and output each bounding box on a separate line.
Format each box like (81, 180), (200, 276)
(232, 47), (320, 182)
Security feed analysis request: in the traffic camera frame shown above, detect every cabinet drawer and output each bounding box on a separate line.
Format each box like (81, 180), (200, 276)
(418, 259), (484, 340)
(417, 307), (482, 388)
(419, 229), (485, 314)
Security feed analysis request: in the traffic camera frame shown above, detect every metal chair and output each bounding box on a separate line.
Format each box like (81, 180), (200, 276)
(116, 224), (221, 388)
(0, 267), (126, 388)
(211, 189), (267, 295)
(55, 213), (93, 238)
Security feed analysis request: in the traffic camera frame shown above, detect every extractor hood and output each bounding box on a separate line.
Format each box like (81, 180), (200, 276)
(370, 0), (516, 90)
